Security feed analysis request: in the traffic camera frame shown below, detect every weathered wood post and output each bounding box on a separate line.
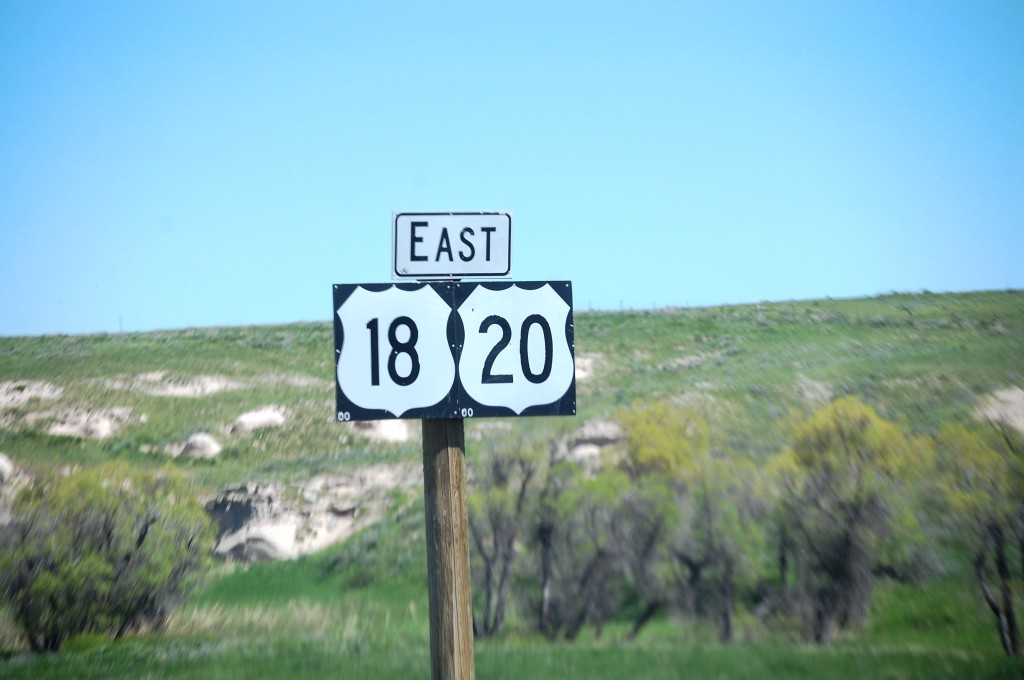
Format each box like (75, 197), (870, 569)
(422, 418), (474, 680)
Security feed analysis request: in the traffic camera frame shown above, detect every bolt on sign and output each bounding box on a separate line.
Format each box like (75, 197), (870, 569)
(333, 281), (575, 421)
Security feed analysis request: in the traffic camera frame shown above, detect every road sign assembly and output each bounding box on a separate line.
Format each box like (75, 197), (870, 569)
(334, 210), (573, 680)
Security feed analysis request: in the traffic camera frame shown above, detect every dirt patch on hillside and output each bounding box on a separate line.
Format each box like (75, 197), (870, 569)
(575, 353), (602, 382)
(42, 407), (134, 440)
(256, 374), (333, 391)
(0, 380), (63, 410)
(671, 391), (722, 416)
(107, 371), (329, 397)
(107, 371), (245, 397)
(975, 387), (1024, 435)
(661, 351), (723, 371)
(796, 375), (833, 407)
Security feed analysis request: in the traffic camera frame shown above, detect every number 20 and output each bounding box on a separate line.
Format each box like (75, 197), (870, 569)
(479, 314), (553, 385)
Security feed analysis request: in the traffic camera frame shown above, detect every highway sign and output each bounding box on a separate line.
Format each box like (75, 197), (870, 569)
(333, 281), (574, 420)
(392, 212), (511, 279)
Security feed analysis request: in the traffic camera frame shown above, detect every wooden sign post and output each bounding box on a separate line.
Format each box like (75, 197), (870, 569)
(421, 418), (474, 680)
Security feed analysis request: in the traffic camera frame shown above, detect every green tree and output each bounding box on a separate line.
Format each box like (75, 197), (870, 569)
(468, 434), (543, 637)
(526, 440), (627, 641)
(668, 454), (765, 642)
(0, 463), (215, 652)
(611, 473), (676, 640)
(615, 403), (702, 639)
(555, 466), (630, 641)
(935, 423), (1023, 656)
(773, 397), (927, 643)
(618, 402), (765, 642)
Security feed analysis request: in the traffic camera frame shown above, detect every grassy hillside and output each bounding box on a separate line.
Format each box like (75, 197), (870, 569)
(578, 290), (1022, 453)
(2, 290), (1019, 486)
(1, 289), (1023, 678)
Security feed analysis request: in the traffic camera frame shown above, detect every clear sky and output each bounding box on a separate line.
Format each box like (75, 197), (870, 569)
(1, 1), (1021, 336)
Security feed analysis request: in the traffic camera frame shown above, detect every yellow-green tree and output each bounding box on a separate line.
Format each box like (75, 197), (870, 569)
(619, 402), (765, 642)
(619, 401), (709, 480)
(935, 423), (1023, 657)
(773, 396), (927, 643)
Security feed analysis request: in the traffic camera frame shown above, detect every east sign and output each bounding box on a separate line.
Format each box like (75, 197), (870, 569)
(333, 281), (575, 420)
(392, 212), (511, 279)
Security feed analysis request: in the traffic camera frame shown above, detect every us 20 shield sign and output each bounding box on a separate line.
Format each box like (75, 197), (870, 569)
(333, 281), (575, 421)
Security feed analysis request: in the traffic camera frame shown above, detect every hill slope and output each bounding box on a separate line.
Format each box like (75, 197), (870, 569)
(1, 290), (1020, 486)
(1, 289), (1023, 677)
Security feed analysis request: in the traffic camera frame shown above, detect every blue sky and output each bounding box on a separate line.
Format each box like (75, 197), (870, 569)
(1, 1), (1021, 336)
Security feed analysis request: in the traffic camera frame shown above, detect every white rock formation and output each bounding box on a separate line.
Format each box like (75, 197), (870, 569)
(206, 464), (419, 562)
(567, 443), (603, 474)
(181, 432), (223, 459)
(0, 453), (29, 526)
(975, 386), (1024, 435)
(350, 420), (412, 444)
(46, 407), (133, 440)
(231, 406), (288, 433)
(107, 372), (245, 397)
(573, 419), (624, 448)
(0, 453), (13, 484)
(0, 380), (63, 410)
(574, 354), (600, 382)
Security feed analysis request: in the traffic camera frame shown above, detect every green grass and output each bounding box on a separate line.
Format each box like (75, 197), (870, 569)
(2, 537), (1021, 678)
(2, 290), (1023, 677)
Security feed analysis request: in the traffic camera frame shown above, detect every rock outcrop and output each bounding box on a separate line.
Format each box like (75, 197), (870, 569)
(975, 386), (1024, 435)
(181, 432), (223, 459)
(0, 453), (30, 526)
(45, 407), (133, 440)
(205, 464), (419, 562)
(0, 452), (13, 484)
(0, 381), (63, 410)
(572, 419), (624, 448)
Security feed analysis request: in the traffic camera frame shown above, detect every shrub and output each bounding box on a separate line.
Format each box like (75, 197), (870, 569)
(0, 462), (215, 652)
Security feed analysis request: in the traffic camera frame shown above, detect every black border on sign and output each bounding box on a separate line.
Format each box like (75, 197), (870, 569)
(392, 212), (512, 279)
(333, 282), (456, 421)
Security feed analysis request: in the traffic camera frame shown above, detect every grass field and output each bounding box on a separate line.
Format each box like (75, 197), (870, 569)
(1, 289), (1023, 677)
(2, 557), (1020, 679)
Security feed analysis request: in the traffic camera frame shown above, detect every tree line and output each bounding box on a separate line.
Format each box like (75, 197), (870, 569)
(1, 395), (1018, 656)
(467, 396), (1023, 656)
